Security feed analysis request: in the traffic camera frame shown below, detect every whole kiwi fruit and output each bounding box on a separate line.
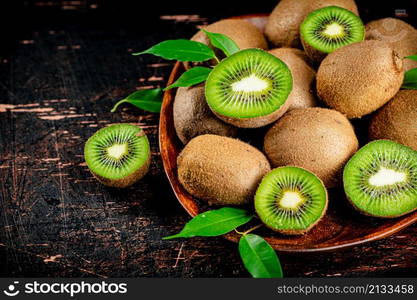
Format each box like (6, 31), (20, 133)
(369, 90), (417, 151)
(192, 19), (267, 50)
(264, 108), (359, 188)
(186, 19), (268, 69)
(173, 84), (238, 144)
(265, 0), (359, 48)
(178, 134), (271, 206)
(269, 48), (318, 110)
(366, 18), (417, 71)
(316, 40), (404, 119)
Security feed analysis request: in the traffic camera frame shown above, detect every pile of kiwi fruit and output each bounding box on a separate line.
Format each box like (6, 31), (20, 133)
(173, 0), (417, 235)
(83, 0), (417, 236)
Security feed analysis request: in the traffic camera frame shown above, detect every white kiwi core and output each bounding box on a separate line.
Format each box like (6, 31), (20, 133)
(323, 23), (345, 37)
(279, 191), (304, 209)
(231, 74), (269, 93)
(107, 143), (128, 159)
(368, 167), (407, 187)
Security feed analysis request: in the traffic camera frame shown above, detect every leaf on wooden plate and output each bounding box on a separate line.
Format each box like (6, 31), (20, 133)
(132, 39), (215, 62)
(111, 88), (163, 113)
(165, 66), (212, 90)
(163, 207), (253, 240)
(202, 30), (240, 57)
(405, 55), (417, 62)
(402, 68), (417, 90)
(239, 234), (283, 278)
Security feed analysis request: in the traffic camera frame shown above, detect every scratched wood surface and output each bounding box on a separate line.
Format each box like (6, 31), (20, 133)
(0, 1), (416, 278)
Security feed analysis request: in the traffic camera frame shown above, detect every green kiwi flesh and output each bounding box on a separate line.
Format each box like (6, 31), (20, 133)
(300, 6), (365, 62)
(255, 166), (328, 235)
(205, 48), (293, 128)
(343, 140), (417, 218)
(84, 124), (150, 188)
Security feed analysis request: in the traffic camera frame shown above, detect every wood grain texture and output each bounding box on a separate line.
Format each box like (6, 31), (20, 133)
(0, 2), (416, 277)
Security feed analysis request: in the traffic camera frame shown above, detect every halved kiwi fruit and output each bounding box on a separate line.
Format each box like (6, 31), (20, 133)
(300, 6), (365, 63)
(205, 48), (293, 128)
(255, 166), (328, 235)
(265, 0), (359, 48)
(343, 140), (417, 218)
(84, 124), (151, 188)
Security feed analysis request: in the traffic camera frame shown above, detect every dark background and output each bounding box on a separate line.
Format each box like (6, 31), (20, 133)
(0, 0), (416, 278)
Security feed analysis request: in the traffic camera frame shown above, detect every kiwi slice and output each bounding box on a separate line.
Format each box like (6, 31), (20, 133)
(255, 166), (328, 235)
(205, 48), (293, 128)
(300, 6), (364, 63)
(343, 140), (417, 218)
(84, 124), (151, 188)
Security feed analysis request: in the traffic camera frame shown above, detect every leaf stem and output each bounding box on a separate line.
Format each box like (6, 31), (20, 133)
(110, 99), (127, 113)
(235, 224), (263, 236)
(213, 55), (220, 64)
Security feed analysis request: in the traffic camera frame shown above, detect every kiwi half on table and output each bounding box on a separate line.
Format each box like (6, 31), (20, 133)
(343, 140), (417, 218)
(255, 166), (328, 235)
(205, 48), (293, 128)
(300, 6), (365, 63)
(84, 124), (151, 188)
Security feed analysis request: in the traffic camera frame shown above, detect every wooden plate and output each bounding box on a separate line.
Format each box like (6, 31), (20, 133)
(158, 15), (417, 252)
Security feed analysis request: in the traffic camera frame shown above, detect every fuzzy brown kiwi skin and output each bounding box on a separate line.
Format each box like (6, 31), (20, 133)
(177, 134), (271, 206)
(90, 155), (151, 188)
(185, 19), (267, 69)
(269, 48), (318, 110)
(365, 18), (417, 71)
(316, 40), (404, 119)
(369, 90), (417, 151)
(300, 39), (329, 65)
(265, 0), (359, 48)
(264, 108), (359, 188)
(260, 171), (328, 236)
(173, 84), (238, 144)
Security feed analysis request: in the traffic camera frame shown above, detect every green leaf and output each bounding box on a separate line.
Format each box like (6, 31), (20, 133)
(132, 39), (215, 62)
(202, 30), (240, 57)
(402, 68), (417, 90)
(163, 208), (253, 240)
(239, 234), (283, 278)
(405, 55), (417, 62)
(111, 88), (163, 113)
(165, 67), (212, 90)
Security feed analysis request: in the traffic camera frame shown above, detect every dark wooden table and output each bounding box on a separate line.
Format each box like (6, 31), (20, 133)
(0, 1), (416, 278)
